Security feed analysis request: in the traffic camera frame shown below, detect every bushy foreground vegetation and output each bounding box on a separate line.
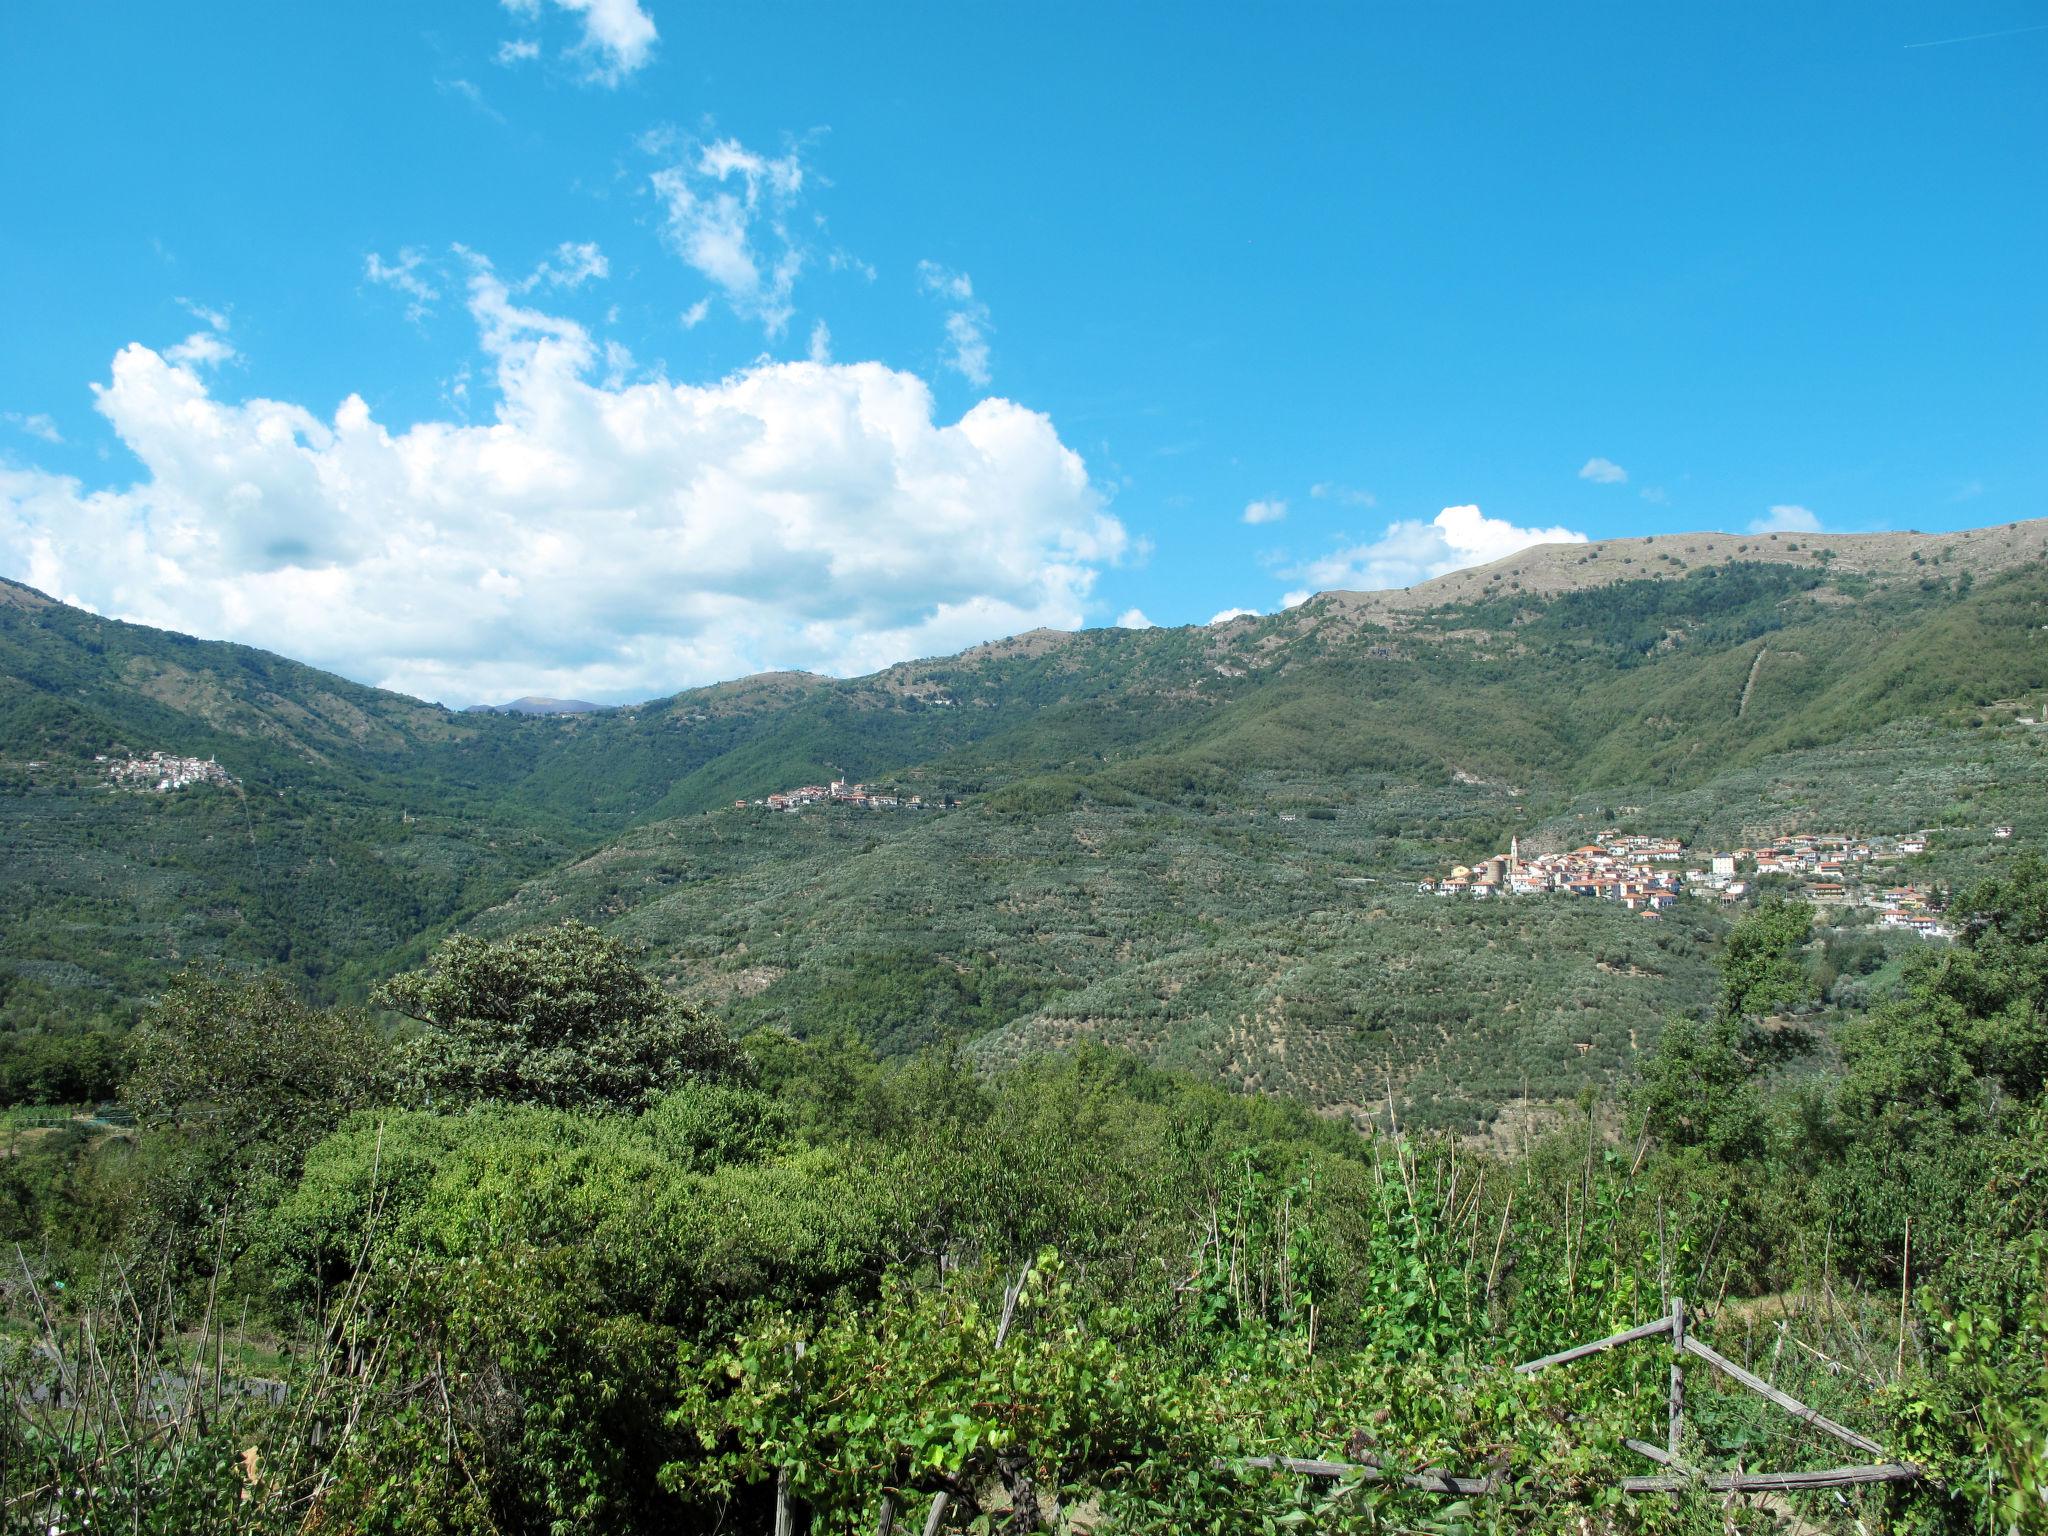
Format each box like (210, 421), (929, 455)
(5, 867), (2046, 1534)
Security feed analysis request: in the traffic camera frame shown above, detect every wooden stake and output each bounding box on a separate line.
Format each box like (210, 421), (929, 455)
(995, 1260), (1031, 1351)
(919, 1492), (950, 1536)
(1668, 1296), (1684, 1462)
(1515, 1314), (1673, 1374)
(773, 1466), (794, 1536)
(774, 1339), (805, 1536)
(874, 1494), (896, 1536)
(1896, 1215), (1911, 1382)
(1621, 1462), (1919, 1494)
(1229, 1455), (1496, 1495)
(1625, 1438), (1678, 1467)
(1680, 1335), (1885, 1457)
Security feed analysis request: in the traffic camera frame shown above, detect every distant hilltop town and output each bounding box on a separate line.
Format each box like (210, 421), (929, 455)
(1428, 828), (1973, 938)
(737, 778), (956, 814)
(99, 751), (235, 793)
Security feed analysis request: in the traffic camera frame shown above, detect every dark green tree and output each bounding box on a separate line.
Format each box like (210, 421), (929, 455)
(124, 967), (393, 1183)
(1826, 858), (2048, 1274)
(1718, 895), (1818, 1023)
(377, 921), (737, 1113)
(1634, 900), (1814, 1162)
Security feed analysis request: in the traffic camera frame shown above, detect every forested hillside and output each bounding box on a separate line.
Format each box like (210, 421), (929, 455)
(4, 528), (2047, 1127)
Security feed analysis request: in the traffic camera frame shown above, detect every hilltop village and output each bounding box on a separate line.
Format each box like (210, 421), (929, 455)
(739, 778), (956, 814)
(98, 751), (235, 793)
(1428, 829), (1965, 937)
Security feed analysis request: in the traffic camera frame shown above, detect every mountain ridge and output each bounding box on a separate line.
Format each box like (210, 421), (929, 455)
(3, 517), (2045, 1131)
(8, 516), (2042, 721)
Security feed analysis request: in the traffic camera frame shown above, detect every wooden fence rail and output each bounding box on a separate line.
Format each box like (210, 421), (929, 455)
(1515, 1296), (1914, 1495)
(1238, 1295), (1919, 1504)
(776, 1293), (1918, 1531)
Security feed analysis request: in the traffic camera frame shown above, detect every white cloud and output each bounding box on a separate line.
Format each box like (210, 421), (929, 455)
(178, 299), (228, 331)
(1309, 481), (1375, 507)
(1639, 485), (1668, 505)
(1579, 457), (1628, 485)
(365, 248), (442, 321)
(1748, 504), (1821, 534)
(162, 301), (238, 370)
(917, 261), (992, 388)
(939, 311), (992, 388)
(679, 298), (711, 330)
(652, 137), (809, 336)
(163, 332), (236, 369)
(0, 264), (1128, 705)
(1115, 607), (1154, 629)
(501, 0), (656, 85)
(521, 240), (608, 291)
(1279, 504), (1587, 602)
(807, 319), (832, 363)
(1208, 607), (1259, 625)
(1242, 498), (1287, 525)
(496, 37), (541, 64)
(3, 412), (62, 444)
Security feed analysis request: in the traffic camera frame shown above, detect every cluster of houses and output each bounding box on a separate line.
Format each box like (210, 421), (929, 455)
(1425, 835), (1684, 914)
(99, 751), (234, 793)
(738, 779), (950, 814)
(1426, 827), (1962, 936)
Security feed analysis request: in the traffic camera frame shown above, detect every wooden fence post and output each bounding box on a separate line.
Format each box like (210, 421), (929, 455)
(774, 1468), (794, 1536)
(775, 1339), (806, 1536)
(1668, 1296), (1684, 1463)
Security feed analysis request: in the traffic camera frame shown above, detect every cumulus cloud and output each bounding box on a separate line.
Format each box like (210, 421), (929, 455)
(1579, 457), (1628, 485)
(917, 262), (992, 387)
(1208, 607), (1259, 625)
(3, 412), (62, 444)
(500, 0), (656, 85)
(1279, 504), (1587, 604)
(162, 302), (237, 369)
(652, 137), (809, 336)
(1115, 608), (1154, 629)
(1242, 498), (1286, 525)
(1749, 504), (1822, 534)
(365, 248), (441, 321)
(0, 262), (1128, 705)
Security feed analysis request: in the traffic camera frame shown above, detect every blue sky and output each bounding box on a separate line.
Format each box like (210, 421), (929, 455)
(2, 2), (2044, 703)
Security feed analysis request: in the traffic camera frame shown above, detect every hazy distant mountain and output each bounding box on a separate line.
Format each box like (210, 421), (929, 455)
(463, 696), (608, 716)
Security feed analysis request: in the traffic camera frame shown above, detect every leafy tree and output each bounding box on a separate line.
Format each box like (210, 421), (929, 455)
(377, 921), (737, 1113)
(0, 1023), (125, 1107)
(1825, 860), (2048, 1276)
(124, 967), (393, 1183)
(1631, 1014), (1769, 1162)
(1634, 901), (1813, 1162)
(1718, 896), (1817, 1023)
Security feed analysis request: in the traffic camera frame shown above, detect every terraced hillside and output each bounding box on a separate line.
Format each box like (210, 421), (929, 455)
(3, 523), (2046, 1133)
(469, 548), (2048, 1128)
